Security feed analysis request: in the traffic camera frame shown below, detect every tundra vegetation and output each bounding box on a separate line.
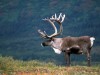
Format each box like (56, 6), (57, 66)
(0, 56), (99, 75)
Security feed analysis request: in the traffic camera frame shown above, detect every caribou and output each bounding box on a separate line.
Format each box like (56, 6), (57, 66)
(38, 13), (95, 66)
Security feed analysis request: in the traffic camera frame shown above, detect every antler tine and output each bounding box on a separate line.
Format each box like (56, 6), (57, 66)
(57, 13), (62, 20)
(61, 14), (65, 23)
(55, 13), (57, 19)
(38, 29), (49, 39)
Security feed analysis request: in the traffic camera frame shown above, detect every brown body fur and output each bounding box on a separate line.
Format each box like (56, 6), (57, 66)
(61, 36), (91, 54)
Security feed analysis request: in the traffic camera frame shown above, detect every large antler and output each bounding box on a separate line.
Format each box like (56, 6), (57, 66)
(38, 13), (65, 39)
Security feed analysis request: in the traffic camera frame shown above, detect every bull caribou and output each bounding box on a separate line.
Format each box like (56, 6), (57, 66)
(38, 13), (95, 66)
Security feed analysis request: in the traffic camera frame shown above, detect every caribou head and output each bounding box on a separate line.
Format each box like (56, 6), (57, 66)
(38, 13), (65, 54)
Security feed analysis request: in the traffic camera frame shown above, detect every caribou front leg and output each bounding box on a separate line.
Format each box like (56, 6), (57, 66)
(65, 52), (70, 66)
(86, 49), (91, 66)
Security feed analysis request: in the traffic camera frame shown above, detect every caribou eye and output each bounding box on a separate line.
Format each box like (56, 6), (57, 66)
(52, 38), (55, 41)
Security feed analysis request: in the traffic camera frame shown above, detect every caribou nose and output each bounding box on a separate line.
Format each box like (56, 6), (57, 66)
(41, 42), (45, 47)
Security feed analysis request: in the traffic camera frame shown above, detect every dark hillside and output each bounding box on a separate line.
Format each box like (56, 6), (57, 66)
(0, 0), (100, 64)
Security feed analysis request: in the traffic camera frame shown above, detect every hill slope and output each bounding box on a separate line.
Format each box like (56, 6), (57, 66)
(0, 0), (100, 64)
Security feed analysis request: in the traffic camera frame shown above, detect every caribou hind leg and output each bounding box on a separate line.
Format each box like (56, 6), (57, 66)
(86, 37), (95, 66)
(86, 49), (91, 66)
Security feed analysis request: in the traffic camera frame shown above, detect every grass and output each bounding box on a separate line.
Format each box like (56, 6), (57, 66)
(0, 56), (100, 75)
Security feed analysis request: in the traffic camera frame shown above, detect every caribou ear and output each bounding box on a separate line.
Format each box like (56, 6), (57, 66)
(51, 38), (54, 41)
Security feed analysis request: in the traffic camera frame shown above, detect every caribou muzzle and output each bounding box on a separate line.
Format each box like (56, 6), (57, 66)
(41, 42), (47, 46)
